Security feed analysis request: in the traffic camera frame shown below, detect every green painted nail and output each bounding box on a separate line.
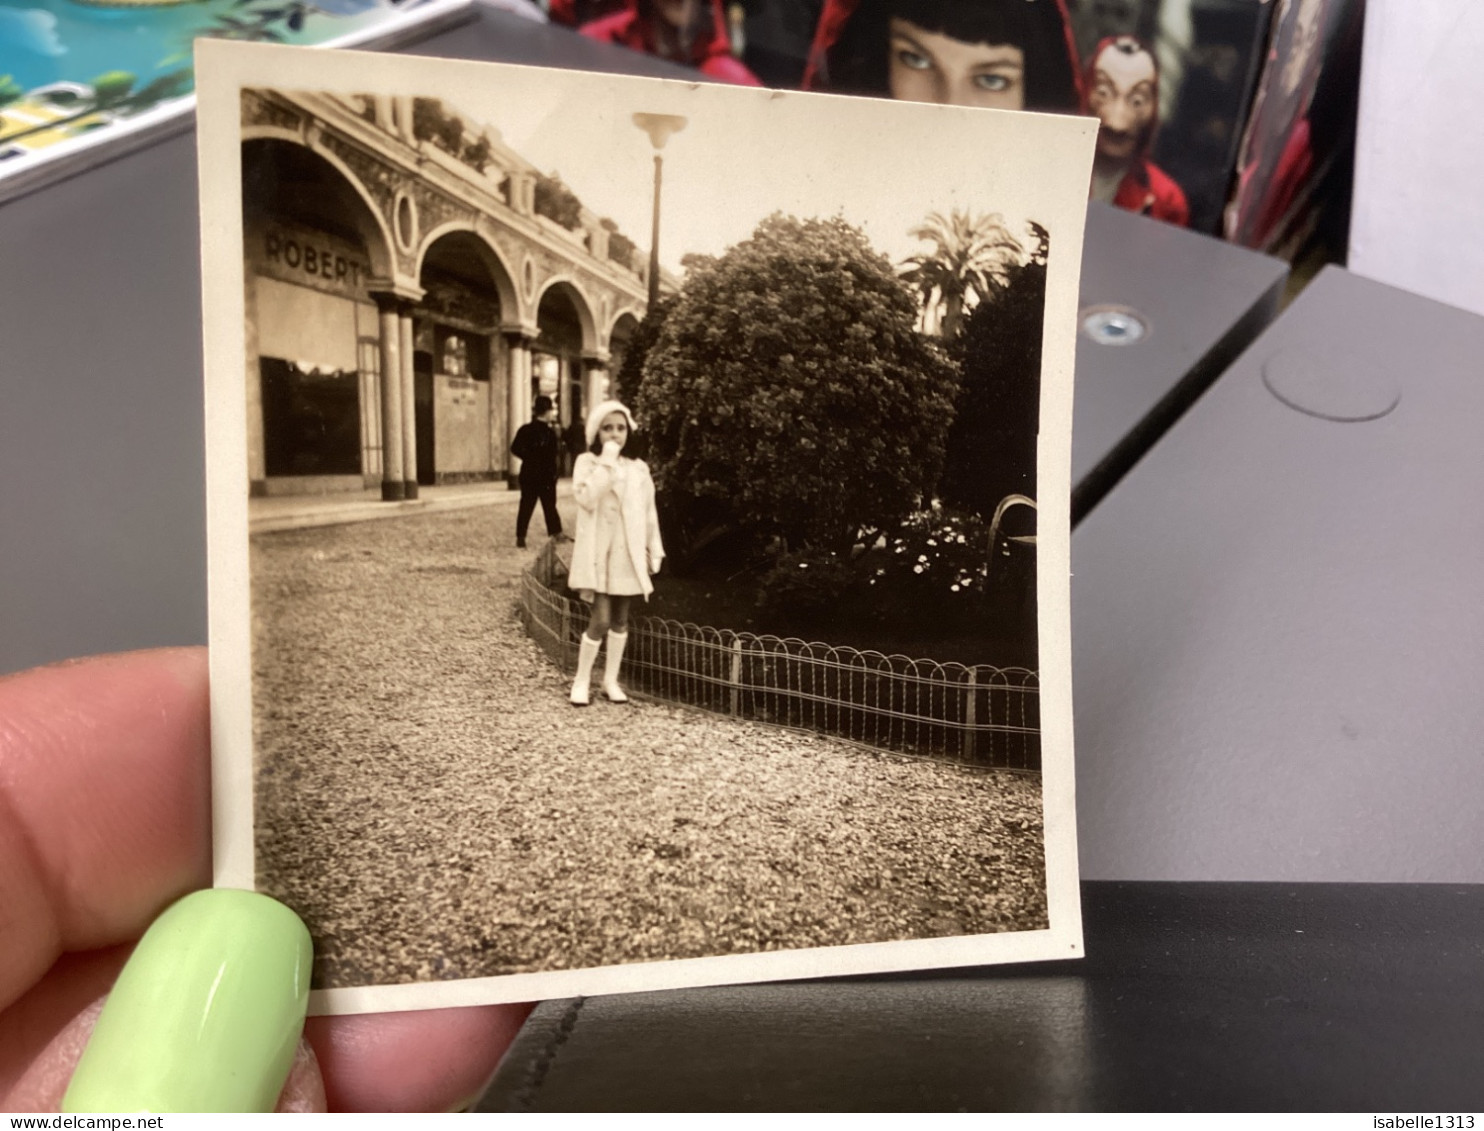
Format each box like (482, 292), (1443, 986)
(63, 889), (312, 1114)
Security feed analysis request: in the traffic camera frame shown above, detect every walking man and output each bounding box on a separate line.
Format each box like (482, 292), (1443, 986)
(511, 395), (564, 548)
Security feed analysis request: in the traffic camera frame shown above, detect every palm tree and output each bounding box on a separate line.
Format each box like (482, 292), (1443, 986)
(900, 209), (1025, 339)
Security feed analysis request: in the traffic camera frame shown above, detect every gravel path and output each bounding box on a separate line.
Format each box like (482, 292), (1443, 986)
(251, 503), (1046, 990)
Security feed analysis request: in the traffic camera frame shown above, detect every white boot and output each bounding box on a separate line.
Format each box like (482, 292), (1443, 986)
(602, 629), (630, 703)
(570, 633), (601, 706)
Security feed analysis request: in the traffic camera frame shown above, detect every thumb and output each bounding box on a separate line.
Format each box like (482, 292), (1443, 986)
(8, 1000), (326, 1113)
(12, 889), (316, 1113)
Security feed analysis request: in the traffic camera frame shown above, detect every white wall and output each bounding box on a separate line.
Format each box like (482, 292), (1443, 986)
(1348, 1), (1484, 316)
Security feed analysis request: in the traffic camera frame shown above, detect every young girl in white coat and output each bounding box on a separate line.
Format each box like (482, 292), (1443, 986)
(567, 400), (665, 706)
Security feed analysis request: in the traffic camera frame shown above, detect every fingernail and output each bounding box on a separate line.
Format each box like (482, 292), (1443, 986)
(63, 889), (312, 1113)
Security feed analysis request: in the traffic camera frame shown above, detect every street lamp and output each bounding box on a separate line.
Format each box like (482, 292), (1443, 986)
(632, 112), (687, 308)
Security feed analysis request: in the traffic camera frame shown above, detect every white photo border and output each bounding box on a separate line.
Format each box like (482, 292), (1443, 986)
(197, 38), (1095, 1014)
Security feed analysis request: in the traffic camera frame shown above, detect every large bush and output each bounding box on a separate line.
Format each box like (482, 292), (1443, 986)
(637, 214), (958, 561)
(938, 223), (1048, 521)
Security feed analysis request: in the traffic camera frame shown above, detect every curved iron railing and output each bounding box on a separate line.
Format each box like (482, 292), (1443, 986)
(519, 540), (1040, 771)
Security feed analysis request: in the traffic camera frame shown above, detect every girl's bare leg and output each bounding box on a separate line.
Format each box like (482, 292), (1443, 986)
(586, 594), (612, 640)
(610, 596), (632, 633)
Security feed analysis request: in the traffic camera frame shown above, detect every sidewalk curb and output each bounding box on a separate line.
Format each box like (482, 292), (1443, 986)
(251, 484), (572, 535)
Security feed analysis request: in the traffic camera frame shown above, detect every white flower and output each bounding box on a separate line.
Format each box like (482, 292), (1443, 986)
(798, 562), (808, 569)
(951, 584), (960, 592)
(913, 565), (924, 574)
(927, 538), (937, 547)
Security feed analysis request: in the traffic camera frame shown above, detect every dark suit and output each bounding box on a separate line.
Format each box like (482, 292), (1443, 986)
(511, 419), (563, 540)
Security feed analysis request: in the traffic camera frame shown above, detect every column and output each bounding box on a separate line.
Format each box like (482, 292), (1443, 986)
(392, 96), (416, 147)
(583, 359), (608, 413)
(373, 95), (395, 135)
(504, 330), (532, 486)
(589, 224), (610, 262)
(487, 333), (504, 480)
(244, 274), (266, 495)
(509, 171), (535, 216)
(399, 303), (418, 499)
(374, 294), (405, 501)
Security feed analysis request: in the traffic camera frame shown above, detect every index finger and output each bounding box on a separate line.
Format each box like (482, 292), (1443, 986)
(0, 648), (212, 1012)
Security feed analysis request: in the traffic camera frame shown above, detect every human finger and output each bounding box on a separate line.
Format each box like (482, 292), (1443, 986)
(305, 1002), (534, 1112)
(0, 648), (211, 1013)
(6, 1000), (327, 1113)
(7, 992), (530, 1114)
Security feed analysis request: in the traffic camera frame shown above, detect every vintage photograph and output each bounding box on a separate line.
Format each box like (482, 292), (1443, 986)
(197, 40), (1094, 1011)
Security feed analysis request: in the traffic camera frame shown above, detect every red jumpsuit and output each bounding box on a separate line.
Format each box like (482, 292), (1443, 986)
(579, 0), (761, 86)
(1084, 36), (1190, 228)
(1111, 160), (1190, 227)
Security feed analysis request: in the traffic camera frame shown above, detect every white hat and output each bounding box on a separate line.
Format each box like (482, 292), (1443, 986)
(584, 400), (638, 448)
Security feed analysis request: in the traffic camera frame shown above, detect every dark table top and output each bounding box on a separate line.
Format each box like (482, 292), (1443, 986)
(479, 881), (1484, 1111)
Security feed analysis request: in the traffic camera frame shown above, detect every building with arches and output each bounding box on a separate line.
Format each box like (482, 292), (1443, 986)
(241, 87), (651, 500)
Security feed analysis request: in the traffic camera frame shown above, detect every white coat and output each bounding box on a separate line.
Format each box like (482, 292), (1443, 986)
(568, 451), (665, 599)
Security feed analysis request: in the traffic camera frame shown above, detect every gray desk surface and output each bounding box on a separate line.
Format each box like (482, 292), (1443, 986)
(0, 5), (1284, 675)
(1073, 202), (1288, 521)
(1073, 265), (1484, 882)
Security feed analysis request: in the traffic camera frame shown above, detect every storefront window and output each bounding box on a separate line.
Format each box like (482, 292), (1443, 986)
(261, 358), (361, 476)
(431, 325), (489, 380)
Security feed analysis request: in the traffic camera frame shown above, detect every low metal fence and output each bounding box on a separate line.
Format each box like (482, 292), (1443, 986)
(519, 540), (1040, 771)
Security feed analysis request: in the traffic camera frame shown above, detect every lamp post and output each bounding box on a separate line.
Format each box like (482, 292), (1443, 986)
(631, 112), (687, 308)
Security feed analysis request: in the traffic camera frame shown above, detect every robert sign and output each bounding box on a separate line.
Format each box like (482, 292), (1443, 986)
(252, 220), (373, 301)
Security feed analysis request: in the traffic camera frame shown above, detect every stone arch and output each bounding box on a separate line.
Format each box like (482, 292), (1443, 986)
(606, 307), (644, 348)
(414, 228), (527, 488)
(533, 275), (599, 354)
(605, 309), (644, 390)
(532, 277), (602, 443)
(240, 131), (395, 279)
(414, 222), (521, 323)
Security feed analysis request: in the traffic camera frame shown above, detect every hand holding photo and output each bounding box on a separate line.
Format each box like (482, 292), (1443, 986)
(196, 39), (1095, 1012)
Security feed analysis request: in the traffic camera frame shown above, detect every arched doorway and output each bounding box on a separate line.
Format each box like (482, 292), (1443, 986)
(415, 231), (514, 485)
(607, 310), (642, 400)
(534, 282), (597, 473)
(242, 138), (392, 495)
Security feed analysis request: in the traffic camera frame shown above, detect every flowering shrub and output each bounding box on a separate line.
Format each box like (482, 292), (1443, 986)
(751, 506), (998, 633)
(756, 548), (858, 625)
(851, 506), (994, 630)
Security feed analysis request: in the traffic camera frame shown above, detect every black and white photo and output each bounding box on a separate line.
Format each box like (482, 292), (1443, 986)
(197, 39), (1095, 1012)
